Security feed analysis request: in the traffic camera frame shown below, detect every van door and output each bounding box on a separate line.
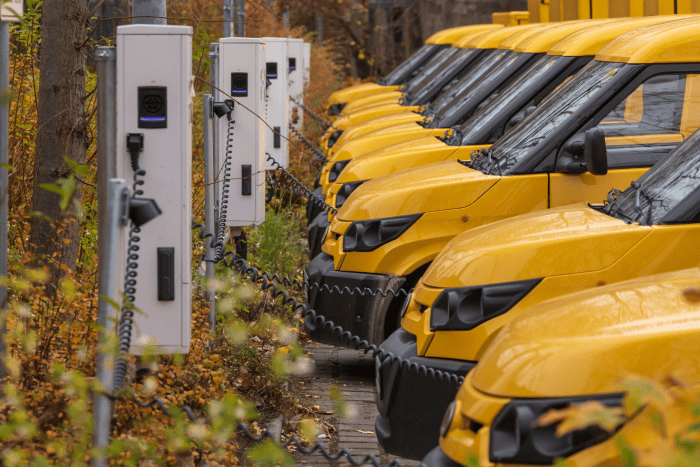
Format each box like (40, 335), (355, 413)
(549, 73), (700, 207)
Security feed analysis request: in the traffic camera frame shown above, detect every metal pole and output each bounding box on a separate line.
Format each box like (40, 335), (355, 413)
(283, 6), (290, 37)
(223, 0), (233, 37)
(0, 21), (10, 382)
(316, 12), (324, 45)
(203, 96), (216, 331)
(208, 44), (219, 208)
(132, 0), (167, 25)
(92, 46), (118, 467)
(236, 0), (245, 37)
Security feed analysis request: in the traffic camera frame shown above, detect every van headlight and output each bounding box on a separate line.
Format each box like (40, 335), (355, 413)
(490, 394), (624, 464)
(327, 130), (344, 148)
(430, 278), (542, 331)
(328, 160), (351, 183)
(335, 180), (367, 208)
(328, 103), (346, 116)
(343, 214), (422, 252)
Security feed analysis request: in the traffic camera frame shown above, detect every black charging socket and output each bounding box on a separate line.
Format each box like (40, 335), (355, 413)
(266, 62), (278, 79)
(289, 57), (296, 73)
(231, 72), (248, 97)
(138, 86), (167, 129)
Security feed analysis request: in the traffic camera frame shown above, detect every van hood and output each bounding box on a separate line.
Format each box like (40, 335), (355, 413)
(343, 103), (418, 127)
(336, 137), (465, 183)
(472, 268), (700, 398)
(327, 83), (396, 105)
(340, 93), (402, 115)
(337, 160), (498, 221)
(334, 112), (424, 147)
(422, 204), (650, 288)
(331, 125), (438, 163)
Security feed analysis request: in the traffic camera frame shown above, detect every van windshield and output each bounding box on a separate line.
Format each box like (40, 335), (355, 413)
(604, 129), (700, 225)
(404, 48), (478, 105)
(455, 55), (572, 144)
(403, 48), (460, 94)
(472, 60), (625, 175)
(424, 50), (511, 119)
(427, 51), (527, 129)
(380, 44), (442, 86)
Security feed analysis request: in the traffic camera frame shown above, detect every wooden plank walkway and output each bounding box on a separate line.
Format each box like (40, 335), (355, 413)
(293, 343), (416, 467)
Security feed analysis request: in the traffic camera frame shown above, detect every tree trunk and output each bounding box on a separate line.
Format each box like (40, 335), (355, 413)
(29, 0), (88, 288)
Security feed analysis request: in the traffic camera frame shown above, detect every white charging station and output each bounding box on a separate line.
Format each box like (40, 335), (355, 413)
(116, 25), (193, 355)
(287, 39), (304, 130)
(218, 37), (267, 227)
(263, 37), (289, 169)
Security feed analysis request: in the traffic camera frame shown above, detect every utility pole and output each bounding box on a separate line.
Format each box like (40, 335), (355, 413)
(132, 0), (166, 25)
(283, 6), (290, 37)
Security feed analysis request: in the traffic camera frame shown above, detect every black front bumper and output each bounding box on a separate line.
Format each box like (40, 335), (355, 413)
(303, 252), (405, 347)
(421, 446), (463, 467)
(307, 212), (330, 259)
(375, 329), (475, 460)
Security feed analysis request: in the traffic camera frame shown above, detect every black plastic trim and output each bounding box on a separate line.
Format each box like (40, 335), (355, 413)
(430, 278), (542, 331)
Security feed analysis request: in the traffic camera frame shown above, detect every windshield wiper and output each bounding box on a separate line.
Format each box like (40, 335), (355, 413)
(441, 126), (463, 146)
(630, 181), (659, 225)
(603, 188), (622, 215)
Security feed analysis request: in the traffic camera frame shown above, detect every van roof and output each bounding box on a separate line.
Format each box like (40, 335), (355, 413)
(465, 23), (545, 49)
(512, 19), (611, 53)
(453, 29), (506, 48)
(426, 24), (504, 44)
(597, 16), (700, 63)
(548, 16), (690, 57)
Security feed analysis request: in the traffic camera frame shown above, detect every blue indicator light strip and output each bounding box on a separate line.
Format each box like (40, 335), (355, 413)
(140, 117), (166, 121)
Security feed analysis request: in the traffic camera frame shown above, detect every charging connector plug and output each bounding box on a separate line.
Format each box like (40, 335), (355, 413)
(126, 133), (144, 171)
(213, 100), (235, 121)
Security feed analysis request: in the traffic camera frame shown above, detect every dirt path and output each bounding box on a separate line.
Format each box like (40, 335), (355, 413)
(292, 343), (416, 467)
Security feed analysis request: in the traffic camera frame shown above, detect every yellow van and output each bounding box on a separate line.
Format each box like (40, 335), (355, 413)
(326, 25), (504, 116)
(321, 24), (553, 149)
(376, 123), (700, 460)
(427, 267), (700, 467)
(304, 19), (700, 349)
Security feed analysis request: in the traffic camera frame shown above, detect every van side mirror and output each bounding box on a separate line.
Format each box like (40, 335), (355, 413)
(585, 127), (608, 175)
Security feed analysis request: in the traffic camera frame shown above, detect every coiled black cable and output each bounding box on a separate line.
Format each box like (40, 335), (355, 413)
(289, 125), (328, 163)
(265, 153), (337, 216)
(290, 96), (331, 130)
(113, 166), (147, 390)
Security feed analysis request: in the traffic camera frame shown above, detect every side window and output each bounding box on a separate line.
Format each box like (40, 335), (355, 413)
(596, 74), (691, 144)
